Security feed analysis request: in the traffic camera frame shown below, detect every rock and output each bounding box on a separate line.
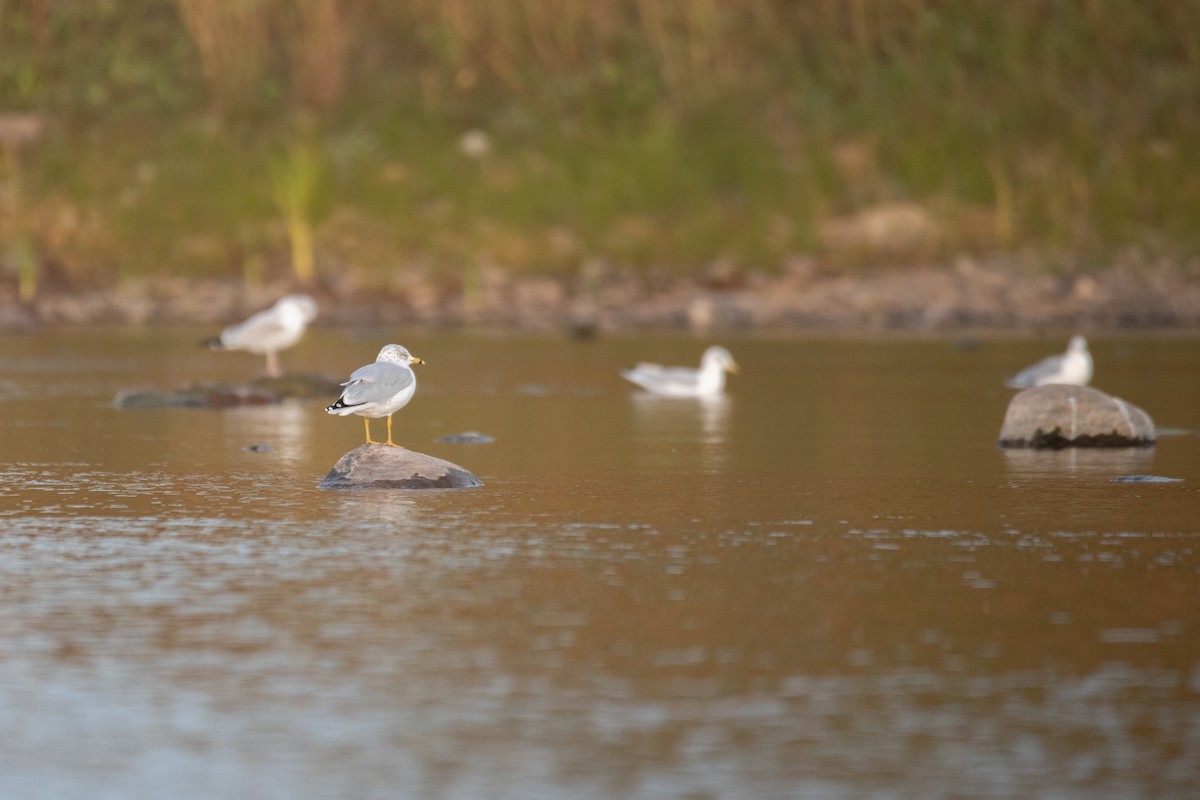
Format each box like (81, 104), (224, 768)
(998, 385), (1156, 449)
(114, 373), (342, 410)
(0, 303), (38, 332)
(250, 373), (344, 399)
(1110, 474), (1182, 483)
(318, 444), (482, 490)
(114, 383), (279, 409)
(435, 431), (495, 444)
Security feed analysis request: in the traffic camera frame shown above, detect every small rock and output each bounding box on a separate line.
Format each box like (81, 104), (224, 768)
(1110, 475), (1183, 483)
(0, 303), (38, 332)
(436, 431), (495, 444)
(318, 444), (482, 490)
(998, 385), (1156, 449)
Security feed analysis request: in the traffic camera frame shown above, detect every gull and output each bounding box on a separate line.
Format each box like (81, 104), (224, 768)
(325, 344), (425, 447)
(1006, 335), (1093, 388)
(620, 346), (739, 398)
(207, 294), (318, 378)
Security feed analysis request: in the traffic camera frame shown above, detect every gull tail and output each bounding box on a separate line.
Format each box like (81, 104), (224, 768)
(325, 396), (362, 414)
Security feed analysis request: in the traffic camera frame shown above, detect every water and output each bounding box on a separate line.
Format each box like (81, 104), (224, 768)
(1, 328), (1198, 799)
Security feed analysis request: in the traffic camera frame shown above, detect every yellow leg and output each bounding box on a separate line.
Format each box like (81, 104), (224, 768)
(363, 417), (378, 445)
(386, 414), (400, 447)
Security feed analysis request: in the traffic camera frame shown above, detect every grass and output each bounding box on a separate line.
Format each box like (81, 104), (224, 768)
(1, 1), (1199, 292)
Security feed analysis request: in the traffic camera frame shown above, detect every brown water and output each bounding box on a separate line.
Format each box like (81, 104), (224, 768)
(1, 328), (1198, 799)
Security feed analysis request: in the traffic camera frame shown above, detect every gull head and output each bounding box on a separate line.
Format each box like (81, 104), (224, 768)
(702, 346), (739, 374)
(277, 294), (319, 324)
(376, 344), (425, 367)
(1067, 335), (1088, 354)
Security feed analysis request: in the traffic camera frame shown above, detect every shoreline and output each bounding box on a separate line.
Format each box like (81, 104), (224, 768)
(3, 260), (1199, 334)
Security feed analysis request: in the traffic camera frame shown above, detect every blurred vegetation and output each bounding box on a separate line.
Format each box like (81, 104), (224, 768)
(1, 0), (1198, 292)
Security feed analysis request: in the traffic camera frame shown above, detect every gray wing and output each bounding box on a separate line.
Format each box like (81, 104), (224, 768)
(338, 362), (412, 406)
(620, 364), (700, 392)
(1006, 353), (1064, 388)
(219, 307), (291, 350)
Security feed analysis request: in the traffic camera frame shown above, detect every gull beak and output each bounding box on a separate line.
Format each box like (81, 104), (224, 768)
(410, 356), (426, 366)
(728, 362), (740, 374)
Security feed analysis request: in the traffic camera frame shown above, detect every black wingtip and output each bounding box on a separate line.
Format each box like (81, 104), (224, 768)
(325, 398), (362, 412)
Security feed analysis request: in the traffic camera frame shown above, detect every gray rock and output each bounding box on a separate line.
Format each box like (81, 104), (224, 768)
(998, 384), (1156, 449)
(1110, 474), (1183, 483)
(114, 373), (343, 410)
(113, 383), (279, 409)
(318, 444), (482, 490)
(436, 431), (495, 444)
(250, 373), (345, 399)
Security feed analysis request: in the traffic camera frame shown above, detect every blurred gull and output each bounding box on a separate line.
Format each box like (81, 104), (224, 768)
(325, 344), (425, 447)
(207, 294), (318, 378)
(1006, 335), (1093, 388)
(620, 346), (738, 398)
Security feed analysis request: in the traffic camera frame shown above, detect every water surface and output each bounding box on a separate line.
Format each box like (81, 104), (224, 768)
(1, 329), (1198, 799)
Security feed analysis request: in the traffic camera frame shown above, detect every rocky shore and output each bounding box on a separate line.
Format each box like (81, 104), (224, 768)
(3, 257), (1199, 333)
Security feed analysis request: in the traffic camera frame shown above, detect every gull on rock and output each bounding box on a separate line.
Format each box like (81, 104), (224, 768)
(1005, 335), (1093, 389)
(620, 346), (739, 398)
(325, 344), (425, 447)
(207, 294), (318, 378)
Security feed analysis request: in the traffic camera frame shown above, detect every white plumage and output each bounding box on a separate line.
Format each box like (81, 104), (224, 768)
(620, 346), (739, 398)
(325, 344), (425, 447)
(209, 294), (318, 378)
(1006, 335), (1093, 388)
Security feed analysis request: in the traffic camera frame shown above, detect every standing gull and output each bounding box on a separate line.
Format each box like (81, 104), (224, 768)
(1005, 335), (1093, 388)
(325, 344), (425, 447)
(207, 294), (318, 378)
(620, 346), (739, 398)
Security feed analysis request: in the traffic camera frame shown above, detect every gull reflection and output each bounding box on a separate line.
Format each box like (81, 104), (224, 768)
(631, 393), (732, 472)
(224, 401), (315, 464)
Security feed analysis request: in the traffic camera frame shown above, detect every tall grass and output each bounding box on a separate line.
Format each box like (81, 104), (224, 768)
(270, 142), (322, 284)
(175, 0), (271, 112)
(2, 1), (1198, 283)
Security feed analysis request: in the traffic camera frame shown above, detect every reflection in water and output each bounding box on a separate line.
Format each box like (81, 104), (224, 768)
(630, 393), (731, 473)
(220, 401), (317, 465)
(330, 490), (419, 529)
(1001, 446), (1156, 478)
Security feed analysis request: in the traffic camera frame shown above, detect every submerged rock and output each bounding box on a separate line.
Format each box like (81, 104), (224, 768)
(998, 385), (1156, 449)
(318, 444), (482, 490)
(114, 373), (342, 409)
(250, 373), (344, 399)
(114, 383), (279, 409)
(436, 431), (495, 444)
(1110, 474), (1183, 484)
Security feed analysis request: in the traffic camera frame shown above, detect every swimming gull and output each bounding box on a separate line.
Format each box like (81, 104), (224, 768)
(1006, 335), (1093, 388)
(325, 344), (425, 447)
(207, 294), (318, 378)
(620, 346), (739, 398)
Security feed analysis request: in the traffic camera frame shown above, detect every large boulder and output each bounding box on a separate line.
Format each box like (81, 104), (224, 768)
(998, 384), (1155, 449)
(318, 444), (482, 490)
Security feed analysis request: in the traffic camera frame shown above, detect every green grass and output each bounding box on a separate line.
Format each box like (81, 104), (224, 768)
(2, 1), (1199, 291)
